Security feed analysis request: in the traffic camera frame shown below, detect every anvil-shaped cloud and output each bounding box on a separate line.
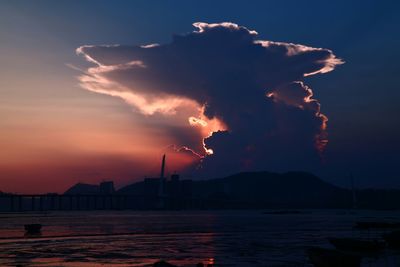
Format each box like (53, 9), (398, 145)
(77, 22), (343, 177)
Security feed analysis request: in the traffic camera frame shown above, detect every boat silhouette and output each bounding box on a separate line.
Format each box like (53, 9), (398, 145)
(24, 224), (42, 234)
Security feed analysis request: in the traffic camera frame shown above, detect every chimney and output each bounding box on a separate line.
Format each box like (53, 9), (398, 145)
(160, 154), (166, 180)
(158, 154), (166, 197)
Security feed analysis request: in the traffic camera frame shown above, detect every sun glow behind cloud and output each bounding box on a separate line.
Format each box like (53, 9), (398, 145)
(76, 22), (343, 177)
(188, 108), (227, 155)
(76, 45), (228, 157)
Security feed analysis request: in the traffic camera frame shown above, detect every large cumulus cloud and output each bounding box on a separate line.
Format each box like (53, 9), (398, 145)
(76, 22), (343, 177)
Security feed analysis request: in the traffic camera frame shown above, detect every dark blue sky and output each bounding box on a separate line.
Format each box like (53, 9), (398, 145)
(1, 0), (399, 192)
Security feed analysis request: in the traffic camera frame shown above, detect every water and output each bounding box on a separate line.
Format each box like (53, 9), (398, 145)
(0, 210), (400, 266)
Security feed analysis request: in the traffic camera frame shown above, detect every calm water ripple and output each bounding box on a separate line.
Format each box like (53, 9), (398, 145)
(0, 210), (400, 266)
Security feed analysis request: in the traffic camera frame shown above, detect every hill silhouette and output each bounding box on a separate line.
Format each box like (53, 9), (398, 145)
(64, 183), (99, 195)
(190, 171), (351, 208)
(117, 171), (352, 209)
(63, 171), (400, 209)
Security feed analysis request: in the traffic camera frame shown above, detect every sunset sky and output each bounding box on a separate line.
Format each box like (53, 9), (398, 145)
(1, 0), (399, 193)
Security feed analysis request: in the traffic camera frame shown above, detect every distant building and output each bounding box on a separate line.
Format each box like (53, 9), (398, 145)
(171, 174), (180, 182)
(169, 174), (180, 198)
(144, 178), (161, 197)
(180, 179), (193, 197)
(100, 181), (115, 194)
(167, 174), (193, 198)
(139, 155), (194, 209)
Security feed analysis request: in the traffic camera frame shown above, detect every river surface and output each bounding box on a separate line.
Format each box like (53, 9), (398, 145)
(0, 210), (400, 266)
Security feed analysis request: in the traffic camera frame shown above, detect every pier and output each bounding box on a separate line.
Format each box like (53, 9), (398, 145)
(0, 194), (130, 212)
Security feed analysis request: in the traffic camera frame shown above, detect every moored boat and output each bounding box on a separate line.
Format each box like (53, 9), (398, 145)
(24, 223), (42, 234)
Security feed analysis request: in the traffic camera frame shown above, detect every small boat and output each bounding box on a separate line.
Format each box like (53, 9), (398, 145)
(329, 237), (384, 253)
(383, 231), (400, 249)
(354, 221), (400, 230)
(24, 224), (42, 234)
(307, 247), (361, 267)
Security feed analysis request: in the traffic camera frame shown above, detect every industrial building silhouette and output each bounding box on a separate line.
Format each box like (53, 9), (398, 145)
(0, 154), (195, 211)
(3, 155), (400, 211)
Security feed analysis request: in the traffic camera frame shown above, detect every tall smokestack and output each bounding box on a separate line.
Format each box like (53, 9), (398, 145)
(158, 154), (166, 198)
(160, 154), (166, 180)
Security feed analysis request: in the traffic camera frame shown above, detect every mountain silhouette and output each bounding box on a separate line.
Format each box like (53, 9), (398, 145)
(117, 171), (351, 209)
(64, 183), (100, 195)
(189, 171), (351, 208)
(62, 171), (400, 209)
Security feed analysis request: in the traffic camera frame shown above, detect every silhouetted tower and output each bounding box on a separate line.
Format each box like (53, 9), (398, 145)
(156, 154), (167, 209)
(158, 154), (166, 197)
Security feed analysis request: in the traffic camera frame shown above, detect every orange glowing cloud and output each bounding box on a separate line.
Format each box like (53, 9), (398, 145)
(76, 22), (343, 178)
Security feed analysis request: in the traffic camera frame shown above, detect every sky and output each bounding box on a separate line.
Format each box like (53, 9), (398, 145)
(0, 0), (399, 193)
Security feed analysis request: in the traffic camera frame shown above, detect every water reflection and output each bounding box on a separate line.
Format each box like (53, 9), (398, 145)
(23, 232), (42, 238)
(0, 210), (399, 266)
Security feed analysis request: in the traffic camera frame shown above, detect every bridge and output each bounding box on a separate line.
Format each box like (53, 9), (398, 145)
(0, 194), (130, 211)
